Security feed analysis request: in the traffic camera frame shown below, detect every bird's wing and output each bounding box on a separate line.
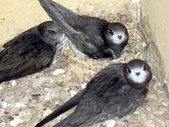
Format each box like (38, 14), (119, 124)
(35, 89), (86, 127)
(0, 34), (54, 82)
(86, 63), (124, 95)
(39, 0), (109, 58)
(53, 64), (124, 127)
(38, 0), (108, 34)
(103, 85), (148, 119)
(54, 64), (147, 127)
(53, 92), (117, 127)
(39, 0), (79, 34)
(53, 92), (105, 127)
(87, 63), (137, 118)
(3, 27), (37, 48)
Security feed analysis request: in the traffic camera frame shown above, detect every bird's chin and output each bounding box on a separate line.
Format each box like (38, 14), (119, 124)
(45, 40), (56, 46)
(113, 41), (124, 45)
(127, 77), (148, 89)
(111, 37), (125, 45)
(132, 78), (145, 84)
(59, 34), (66, 42)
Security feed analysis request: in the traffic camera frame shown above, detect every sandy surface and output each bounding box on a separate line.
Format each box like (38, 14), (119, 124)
(0, 0), (169, 127)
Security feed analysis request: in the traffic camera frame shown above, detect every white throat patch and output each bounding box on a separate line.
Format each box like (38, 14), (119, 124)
(128, 67), (148, 83)
(111, 32), (126, 45)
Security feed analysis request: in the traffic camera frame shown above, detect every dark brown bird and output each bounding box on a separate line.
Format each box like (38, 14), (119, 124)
(0, 21), (65, 83)
(38, 0), (129, 59)
(35, 59), (152, 127)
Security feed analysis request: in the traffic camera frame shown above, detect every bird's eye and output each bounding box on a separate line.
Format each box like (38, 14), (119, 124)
(109, 29), (114, 35)
(48, 30), (56, 34)
(126, 67), (131, 73)
(143, 64), (147, 71)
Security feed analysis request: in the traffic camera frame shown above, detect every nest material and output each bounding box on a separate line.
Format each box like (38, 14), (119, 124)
(0, 1), (169, 127)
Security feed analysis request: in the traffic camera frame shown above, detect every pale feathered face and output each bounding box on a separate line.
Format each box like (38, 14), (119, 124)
(38, 21), (66, 45)
(124, 59), (152, 87)
(126, 66), (149, 84)
(109, 30), (127, 45)
(105, 22), (129, 46)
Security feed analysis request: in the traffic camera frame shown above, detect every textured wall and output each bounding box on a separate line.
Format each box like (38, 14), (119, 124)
(0, 0), (49, 46)
(1, 0), (167, 81)
(141, 0), (169, 92)
(0, 0), (128, 46)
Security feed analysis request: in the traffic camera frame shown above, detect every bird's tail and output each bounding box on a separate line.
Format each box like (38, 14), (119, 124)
(35, 89), (86, 127)
(38, 0), (79, 34)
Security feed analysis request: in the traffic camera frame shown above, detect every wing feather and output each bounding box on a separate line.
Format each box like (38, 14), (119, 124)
(0, 33), (55, 82)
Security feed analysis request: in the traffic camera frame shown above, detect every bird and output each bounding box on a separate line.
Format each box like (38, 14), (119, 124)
(0, 21), (65, 83)
(35, 59), (152, 127)
(38, 0), (129, 59)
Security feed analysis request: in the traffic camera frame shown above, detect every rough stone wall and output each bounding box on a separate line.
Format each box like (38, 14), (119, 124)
(141, 0), (169, 95)
(0, 0), (128, 47)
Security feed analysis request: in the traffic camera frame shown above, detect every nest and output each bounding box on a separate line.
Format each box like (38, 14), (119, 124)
(0, 1), (169, 127)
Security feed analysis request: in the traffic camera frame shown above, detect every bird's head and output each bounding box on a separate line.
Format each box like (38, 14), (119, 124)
(38, 21), (65, 46)
(124, 59), (152, 88)
(104, 22), (129, 47)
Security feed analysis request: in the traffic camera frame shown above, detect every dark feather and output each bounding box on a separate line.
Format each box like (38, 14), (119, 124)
(0, 21), (60, 83)
(35, 60), (152, 127)
(35, 89), (86, 127)
(38, 0), (129, 59)
(52, 63), (148, 127)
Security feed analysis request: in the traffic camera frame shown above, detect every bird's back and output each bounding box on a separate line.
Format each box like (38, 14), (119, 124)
(0, 30), (55, 82)
(39, 0), (109, 58)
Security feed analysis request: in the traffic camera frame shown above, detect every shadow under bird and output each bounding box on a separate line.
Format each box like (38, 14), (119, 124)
(0, 21), (65, 83)
(38, 0), (129, 59)
(35, 59), (152, 127)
